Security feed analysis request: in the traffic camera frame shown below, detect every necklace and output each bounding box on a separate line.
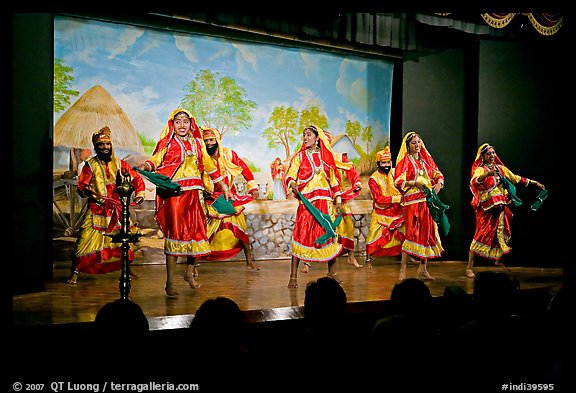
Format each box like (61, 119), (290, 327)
(411, 154), (424, 176)
(178, 135), (194, 156)
(306, 148), (321, 174)
(484, 162), (500, 183)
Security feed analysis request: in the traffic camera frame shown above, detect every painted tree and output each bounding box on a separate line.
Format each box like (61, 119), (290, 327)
(181, 69), (256, 137)
(299, 107), (328, 133)
(345, 119), (362, 147)
(53, 58), (79, 113)
(263, 105), (299, 159)
(361, 124), (375, 157)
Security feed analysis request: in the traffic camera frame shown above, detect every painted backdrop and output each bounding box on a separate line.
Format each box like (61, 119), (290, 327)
(53, 15), (394, 194)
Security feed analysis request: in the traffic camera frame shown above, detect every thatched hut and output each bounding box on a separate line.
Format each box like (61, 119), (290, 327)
(54, 85), (144, 172)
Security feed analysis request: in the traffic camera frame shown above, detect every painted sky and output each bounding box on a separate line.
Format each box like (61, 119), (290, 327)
(54, 15), (394, 176)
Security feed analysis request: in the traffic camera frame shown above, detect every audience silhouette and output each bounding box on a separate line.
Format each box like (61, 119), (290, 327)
(89, 298), (150, 376)
(370, 278), (437, 389)
(94, 298), (150, 334)
(540, 287), (569, 389)
(188, 296), (252, 382)
(297, 277), (366, 389)
(453, 272), (526, 391)
(303, 276), (348, 336)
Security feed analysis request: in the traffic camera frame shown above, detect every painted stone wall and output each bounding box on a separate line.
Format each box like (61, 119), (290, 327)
(133, 200), (372, 261)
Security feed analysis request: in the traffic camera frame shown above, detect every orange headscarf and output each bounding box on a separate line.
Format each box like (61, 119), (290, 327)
(200, 126), (244, 178)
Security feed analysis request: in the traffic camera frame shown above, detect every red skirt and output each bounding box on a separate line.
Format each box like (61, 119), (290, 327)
(291, 198), (342, 263)
(156, 189), (211, 257)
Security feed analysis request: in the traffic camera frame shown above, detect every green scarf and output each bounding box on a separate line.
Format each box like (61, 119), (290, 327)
(133, 167), (181, 195)
(424, 187), (450, 236)
(296, 191), (342, 245)
(530, 189), (548, 211)
(212, 194), (236, 215)
(499, 175), (522, 207)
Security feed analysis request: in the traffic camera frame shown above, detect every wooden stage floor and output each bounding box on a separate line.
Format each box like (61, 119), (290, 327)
(13, 254), (563, 330)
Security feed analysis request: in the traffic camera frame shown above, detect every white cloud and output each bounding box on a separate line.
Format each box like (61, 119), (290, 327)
(336, 59), (368, 110)
(107, 28), (145, 60)
(174, 33), (199, 63)
(233, 43), (259, 73)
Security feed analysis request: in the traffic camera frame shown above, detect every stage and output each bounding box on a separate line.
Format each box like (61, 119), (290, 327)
(13, 254), (563, 330)
(10, 254), (566, 392)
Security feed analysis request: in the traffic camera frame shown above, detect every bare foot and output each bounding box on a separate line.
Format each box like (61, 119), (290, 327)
(246, 262), (262, 271)
(129, 267), (141, 279)
(184, 270), (201, 289)
(288, 276), (298, 288)
(347, 256), (363, 268)
(417, 268), (435, 280)
(495, 261), (511, 272)
(165, 281), (179, 296)
(327, 272), (343, 284)
(301, 263), (310, 273)
(66, 272), (78, 285)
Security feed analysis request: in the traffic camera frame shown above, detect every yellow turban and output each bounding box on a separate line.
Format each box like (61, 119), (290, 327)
(376, 146), (392, 162)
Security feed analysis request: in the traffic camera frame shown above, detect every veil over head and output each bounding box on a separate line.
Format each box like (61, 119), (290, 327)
(153, 109), (201, 155)
(297, 125), (338, 173)
(471, 143), (504, 176)
(395, 131), (439, 174)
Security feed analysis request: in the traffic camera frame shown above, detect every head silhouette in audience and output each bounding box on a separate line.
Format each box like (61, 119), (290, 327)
(304, 276), (347, 335)
(389, 277), (433, 315)
(370, 278), (436, 389)
(94, 298), (149, 335)
(372, 278), (434, 340)
(190, 296), (248, 359)
(471, 271), (519, 319)
(299, 276), (354, 389)
(92, 298), (150, 370)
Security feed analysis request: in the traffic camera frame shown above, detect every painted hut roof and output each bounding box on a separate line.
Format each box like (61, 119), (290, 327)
(54, 85), (144, 154)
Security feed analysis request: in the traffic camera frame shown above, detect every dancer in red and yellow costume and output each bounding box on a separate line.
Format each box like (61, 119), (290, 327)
(365, 146), (405, 267)
(67, 126), (145, 284)
(300, 130), (363, 273)
(201, 127), (262, 271)
(466, 143), (545, 278)
(139, 109), (231, 296)
(394, 131), (445, 281)
(285, 125), (343, 288)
